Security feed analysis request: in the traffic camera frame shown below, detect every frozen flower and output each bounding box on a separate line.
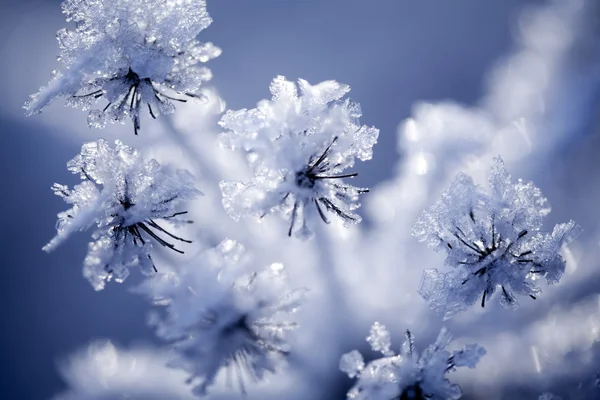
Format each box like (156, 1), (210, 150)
(140, 239), (306, 396)
(413, 157), (580, 318)
(25, 0), (220, 134)
(44, 139), (201, 290)
(340, 323), (485, 400)
(219, 76), (379, 238)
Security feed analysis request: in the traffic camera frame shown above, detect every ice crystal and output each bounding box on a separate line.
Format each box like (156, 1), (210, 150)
(219, 76), (379, 238)
(44, 139), (201, 290)
(413, 157), (579, 318)
(141, 239), (306, 396)
(340, 323), (485, 400)
(24, 0), (220, 134)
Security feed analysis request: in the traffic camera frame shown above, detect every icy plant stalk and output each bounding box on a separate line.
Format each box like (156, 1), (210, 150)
(24, 0), (221, 134)
(139, 239), (306, 396)
(219, 75), (379, 238)
(413, 157), (579, 318)
(44, 139), (201, 290)
(340, 322), (485, 400)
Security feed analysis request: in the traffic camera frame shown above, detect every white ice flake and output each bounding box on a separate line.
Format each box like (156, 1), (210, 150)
(219, 76), (379, 238)
(413, 157), (580, 318)
(24, 0), (220, 134)
(340, 324), (485, 400)
(44, 139), (201, 290)
(138, 239), (307, 396)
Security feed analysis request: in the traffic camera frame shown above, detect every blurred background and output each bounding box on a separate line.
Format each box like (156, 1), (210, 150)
(2, 0), (600, 399)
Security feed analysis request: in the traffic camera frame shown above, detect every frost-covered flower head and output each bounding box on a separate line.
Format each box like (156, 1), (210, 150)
(25, 0), (221, 134)
(413, 157), (579, 318)
(340, 323), (485, 400)
(142, 239), (306, 396)
(219, 76), (379, 238)
(44, 139), (200, 290)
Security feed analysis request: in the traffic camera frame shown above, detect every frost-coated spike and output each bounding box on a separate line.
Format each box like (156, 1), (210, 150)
(341, 324), (485, 400)
(413, 157), (580, 319)
(219, 76), (379, 238)
(24, 0), (220, 134)
(44, 139), (201, 290)
(138, 239), (305, 396)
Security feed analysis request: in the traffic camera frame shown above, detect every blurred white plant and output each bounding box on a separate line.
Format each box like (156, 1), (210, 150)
(219, 75), (379, 238)
(413, 157), (579, 319)
(24, 0), (221, 134)
(43, 139), (200, 290)
(51, 340), (197, 400)
(340, 322), (485, 400)
(139, 239), (306, 396)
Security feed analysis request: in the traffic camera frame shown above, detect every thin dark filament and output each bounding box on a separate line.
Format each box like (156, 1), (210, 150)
(309, 136), (338, 171)
(501, 286), (512, 302)
(314, 198), (330, 224)
(159, 195), (178, 205)
(137, 222), (184, 254)
(73, 89), (103, 98)
(288, 201), (299, 237)
(491, 215), (496, 248)
(80, 168), (103, 192)
(131, 225), (145, 245)
(314, 172), (358, 180)
(154, 87), (188, 102)
(457, 226), (485, 253)
(405, 330), (414, 355)
(319, 197), (356, 221)
(452, 231), (484, 255)
(146, 219), (192, 243)
(162, 211), (189, 219)
(148, 103), (156, 119)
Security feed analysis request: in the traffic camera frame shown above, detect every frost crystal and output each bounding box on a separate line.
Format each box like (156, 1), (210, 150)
(413, 157), (579, 318)
(340, 324), (485, 400)
(141, 239), (306, 396)
(219, 76), (379, 238)
(24, 0), (220, 134)
(44, 139), (201, 290)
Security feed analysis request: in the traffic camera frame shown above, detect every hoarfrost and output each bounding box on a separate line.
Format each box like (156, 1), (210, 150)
(413, 157), (580, 318)
(219, 76), (379, 237)
(44, 139), (201, 290)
